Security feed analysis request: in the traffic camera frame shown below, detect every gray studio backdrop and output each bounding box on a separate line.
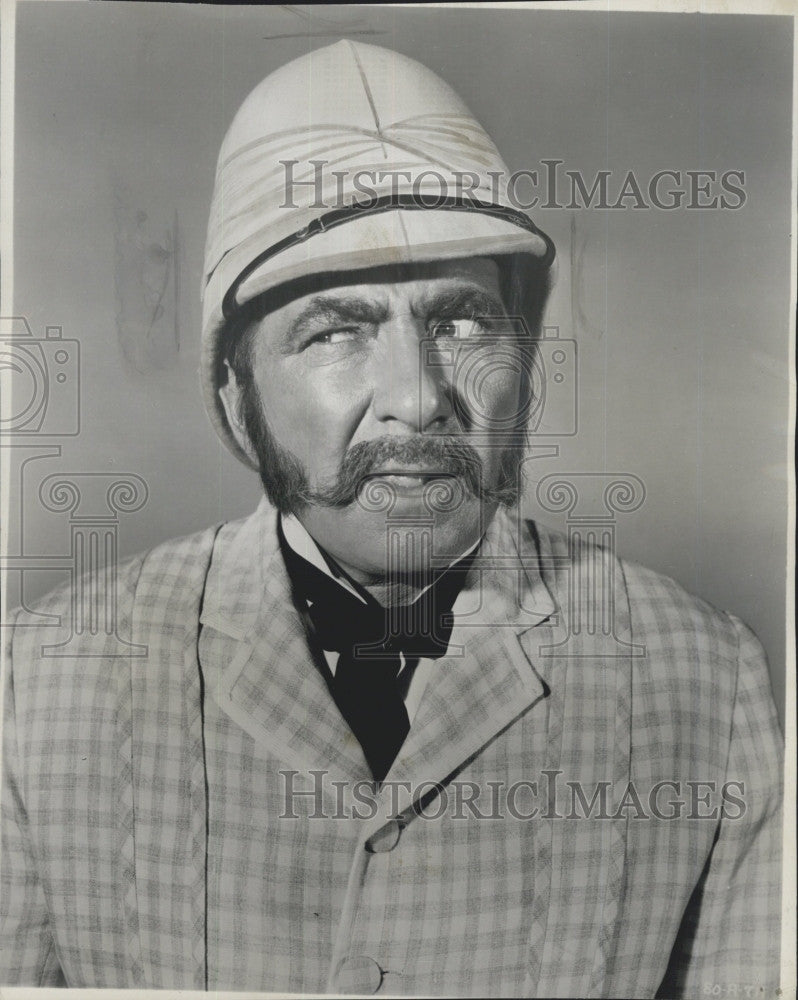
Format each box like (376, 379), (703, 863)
(7, 3), (792, 723)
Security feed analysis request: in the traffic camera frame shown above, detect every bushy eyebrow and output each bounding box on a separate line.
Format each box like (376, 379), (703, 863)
(287, 296), (390, 342)
(284, 285), (507, 345)
(412, 287), (508, 321)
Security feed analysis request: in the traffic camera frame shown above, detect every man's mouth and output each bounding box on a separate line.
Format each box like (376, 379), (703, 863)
(364, 469), (457, 492)
(366, 468), (455, 483)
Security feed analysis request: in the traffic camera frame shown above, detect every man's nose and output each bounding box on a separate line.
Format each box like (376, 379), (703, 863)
(371, 316), (452, 431)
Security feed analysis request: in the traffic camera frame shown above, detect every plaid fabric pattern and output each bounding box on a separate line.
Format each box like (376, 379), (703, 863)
(0, 500), (783, 996)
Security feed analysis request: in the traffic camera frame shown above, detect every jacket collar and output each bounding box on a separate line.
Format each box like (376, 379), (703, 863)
(201, 498), (557, 797)
(385, 503), (557, 798)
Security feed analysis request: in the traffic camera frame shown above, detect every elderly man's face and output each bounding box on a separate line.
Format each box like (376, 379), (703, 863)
(221, 257), (527, 582)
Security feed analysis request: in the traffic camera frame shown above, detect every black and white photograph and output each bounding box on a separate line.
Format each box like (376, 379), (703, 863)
(0, 2), (794, 997)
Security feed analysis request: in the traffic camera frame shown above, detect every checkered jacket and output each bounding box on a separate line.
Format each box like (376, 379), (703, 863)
(1, 501), (783, 996)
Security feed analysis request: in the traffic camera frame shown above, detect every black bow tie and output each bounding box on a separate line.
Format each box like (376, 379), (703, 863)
(278, 520), (476, 781)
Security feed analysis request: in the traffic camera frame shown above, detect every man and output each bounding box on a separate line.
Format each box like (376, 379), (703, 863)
(0, 40), (783, 997)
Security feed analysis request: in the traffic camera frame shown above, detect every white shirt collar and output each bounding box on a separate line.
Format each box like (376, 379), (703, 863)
(279, 512), (481, 607)
(280, 513), (369, 605)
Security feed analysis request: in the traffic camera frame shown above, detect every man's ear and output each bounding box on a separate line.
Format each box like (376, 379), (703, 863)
(218, 360), (259, 465)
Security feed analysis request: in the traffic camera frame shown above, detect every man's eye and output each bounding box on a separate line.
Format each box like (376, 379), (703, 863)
(429, 318), (483, 340)
(308, 328), (361, 346)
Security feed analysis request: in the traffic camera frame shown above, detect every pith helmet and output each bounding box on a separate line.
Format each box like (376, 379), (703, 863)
(201, 39), (554, 466)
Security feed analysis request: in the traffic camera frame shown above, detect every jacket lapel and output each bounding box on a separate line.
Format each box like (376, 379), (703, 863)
(385, 506), (557, 804)
(202, 500), (371, 796)
(364, 510), (634, 998)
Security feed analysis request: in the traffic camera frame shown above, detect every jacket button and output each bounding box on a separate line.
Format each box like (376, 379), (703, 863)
(365, 819), (402, 853)
(335, 955), (383, 993)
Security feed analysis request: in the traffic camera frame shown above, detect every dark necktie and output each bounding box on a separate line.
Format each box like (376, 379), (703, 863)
(278, 520), (475, 782)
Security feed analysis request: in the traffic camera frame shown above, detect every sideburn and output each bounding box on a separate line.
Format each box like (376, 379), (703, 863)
(238, 378), (312, 514)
